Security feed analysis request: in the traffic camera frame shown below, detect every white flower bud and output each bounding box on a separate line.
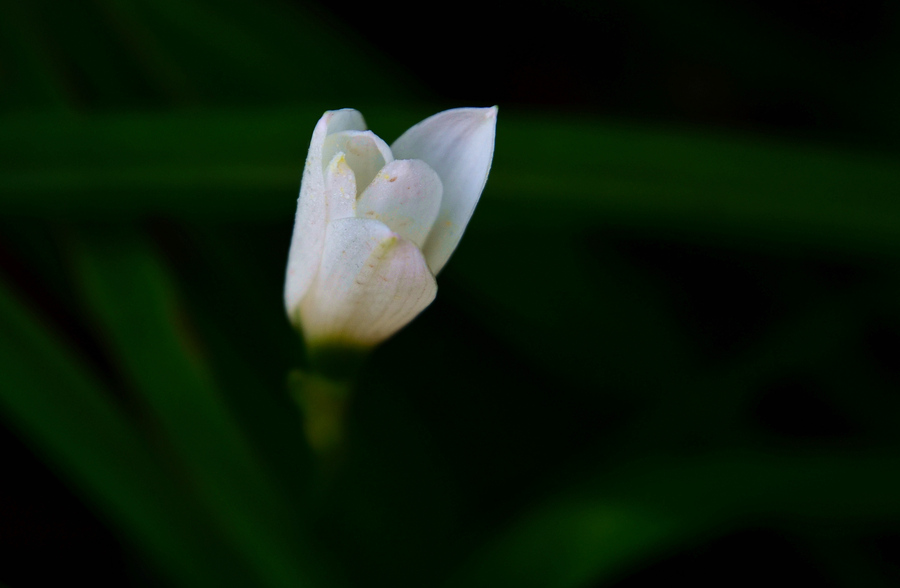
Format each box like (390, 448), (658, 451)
(285, 107), (497, 348)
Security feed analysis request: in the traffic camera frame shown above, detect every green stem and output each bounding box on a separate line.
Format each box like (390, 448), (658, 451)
(289, 341), (370, 479)
(289, 370), (353, 459)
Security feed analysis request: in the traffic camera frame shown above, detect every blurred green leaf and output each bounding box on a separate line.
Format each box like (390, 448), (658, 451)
(3, 110), (900, 259)
(68, 226), (328, 588)
(448, 451), (900, 588)
(449, 501), (677, 588)
(157, 221), (314, 503)
(0, 0), (419, 110)
(0, 277), (259, 587)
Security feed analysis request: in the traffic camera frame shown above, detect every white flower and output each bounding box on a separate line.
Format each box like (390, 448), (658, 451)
(284, 107), (497, 348)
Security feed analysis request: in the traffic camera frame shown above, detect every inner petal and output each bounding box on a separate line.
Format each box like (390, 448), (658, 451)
(324, 151), (357, 222)
(322, 130), (393, 193)
(357, 159), (442, 249)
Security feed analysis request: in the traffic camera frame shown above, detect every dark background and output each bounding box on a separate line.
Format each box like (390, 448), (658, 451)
(1, 1), (899, 587)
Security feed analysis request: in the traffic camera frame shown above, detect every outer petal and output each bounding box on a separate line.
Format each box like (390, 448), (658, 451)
(357, 159), (443, 249)
(391, 107), (497, 274)
(285, 109), (366, 322)
(299, 218), (437, 347)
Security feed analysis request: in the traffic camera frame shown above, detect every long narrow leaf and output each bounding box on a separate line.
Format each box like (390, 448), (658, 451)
(156, 222), (313, 503)
(2, 111), (900, 258)
(68, 226), (329, 588)
(0, 278), (259, 587)
(446, 451), (900, 588)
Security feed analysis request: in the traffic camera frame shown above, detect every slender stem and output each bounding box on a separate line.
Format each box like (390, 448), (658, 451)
(288, 341), (369, 468)
(288, 370), (351, 463)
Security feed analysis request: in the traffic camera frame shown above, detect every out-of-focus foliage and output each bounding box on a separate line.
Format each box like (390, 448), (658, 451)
(1, 1), (899, 587)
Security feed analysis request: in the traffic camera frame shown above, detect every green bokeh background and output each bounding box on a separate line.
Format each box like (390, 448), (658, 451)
(1, 1), (899, 586)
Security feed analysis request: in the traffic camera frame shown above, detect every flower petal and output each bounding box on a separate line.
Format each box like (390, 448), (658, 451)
(322, 130), (393, 194)
(324, 152), (357, 222)
(300, 218), (437, 347)
(357, 159), (442, 249)
(391, 107), (497, 274)
(325, 109), (367, 135)
(285, 109), (367, 321)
